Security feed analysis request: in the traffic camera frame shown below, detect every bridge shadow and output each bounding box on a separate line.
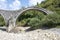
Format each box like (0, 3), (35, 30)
(25, 26), (55, 32)
(0, 26), (6, 31)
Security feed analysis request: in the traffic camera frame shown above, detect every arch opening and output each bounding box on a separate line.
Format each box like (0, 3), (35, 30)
(0, 14), (5, 26)
(16, 9), (47, 27)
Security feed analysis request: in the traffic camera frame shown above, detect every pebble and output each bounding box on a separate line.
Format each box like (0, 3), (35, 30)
(0, 29), (60, 40)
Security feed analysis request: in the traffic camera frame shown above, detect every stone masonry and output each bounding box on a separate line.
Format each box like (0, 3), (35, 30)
(0, 7), (53, 32)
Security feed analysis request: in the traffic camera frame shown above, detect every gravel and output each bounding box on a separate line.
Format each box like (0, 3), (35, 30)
(0, 28), (60, 40)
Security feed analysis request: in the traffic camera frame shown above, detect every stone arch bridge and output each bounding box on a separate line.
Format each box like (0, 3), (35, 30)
(0, 7), (53, 32)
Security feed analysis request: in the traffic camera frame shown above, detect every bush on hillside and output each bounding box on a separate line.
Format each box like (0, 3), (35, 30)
(28, 18), (44, 29)
(0, 16), (5, 26)
(28, 13), (60, 29)
(43, 13), (60, 28)
(46, 13), (60, 24)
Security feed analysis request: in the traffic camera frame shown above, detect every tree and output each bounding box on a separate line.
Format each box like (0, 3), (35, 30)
(37, 0), (60, 14)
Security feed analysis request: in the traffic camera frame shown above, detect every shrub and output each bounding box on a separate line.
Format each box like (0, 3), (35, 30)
(43, 13), (60, 28)
(16, 18), (31, 26)
(46, 13), (60, 24)
(16, 19), (28, 26)
(35, 12), (45, 20)
(28, 18), (43, 29)
(0, 16), (5, 26)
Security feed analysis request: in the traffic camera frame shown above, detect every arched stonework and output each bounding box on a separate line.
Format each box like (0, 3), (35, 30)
(0, 7), (53, 25)
(0, 7), (53, 32)
(15, 7), (53, 24)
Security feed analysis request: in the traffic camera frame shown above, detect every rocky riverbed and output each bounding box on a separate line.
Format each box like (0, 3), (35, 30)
(0, 27), (60, 40)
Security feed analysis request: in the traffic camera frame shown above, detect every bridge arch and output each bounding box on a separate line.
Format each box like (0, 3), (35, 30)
(15, 7), (52, 25)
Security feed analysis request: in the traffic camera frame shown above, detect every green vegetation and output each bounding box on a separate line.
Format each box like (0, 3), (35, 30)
(36, 0), (60, 28)
(0, 15), (5, 26)
(16, 10), (45, 26)
(28, 18), (43, 29)
(44, 13), (60, 27)
(16, 0), (60, 29)
(37, 0), (60, 13)
(28, 13), (60, 29)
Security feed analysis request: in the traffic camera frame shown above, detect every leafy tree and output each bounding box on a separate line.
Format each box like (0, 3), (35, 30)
(28, 18), (43, 29)
(0, 15), (5, 26)
(37, 0), (60, 14)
